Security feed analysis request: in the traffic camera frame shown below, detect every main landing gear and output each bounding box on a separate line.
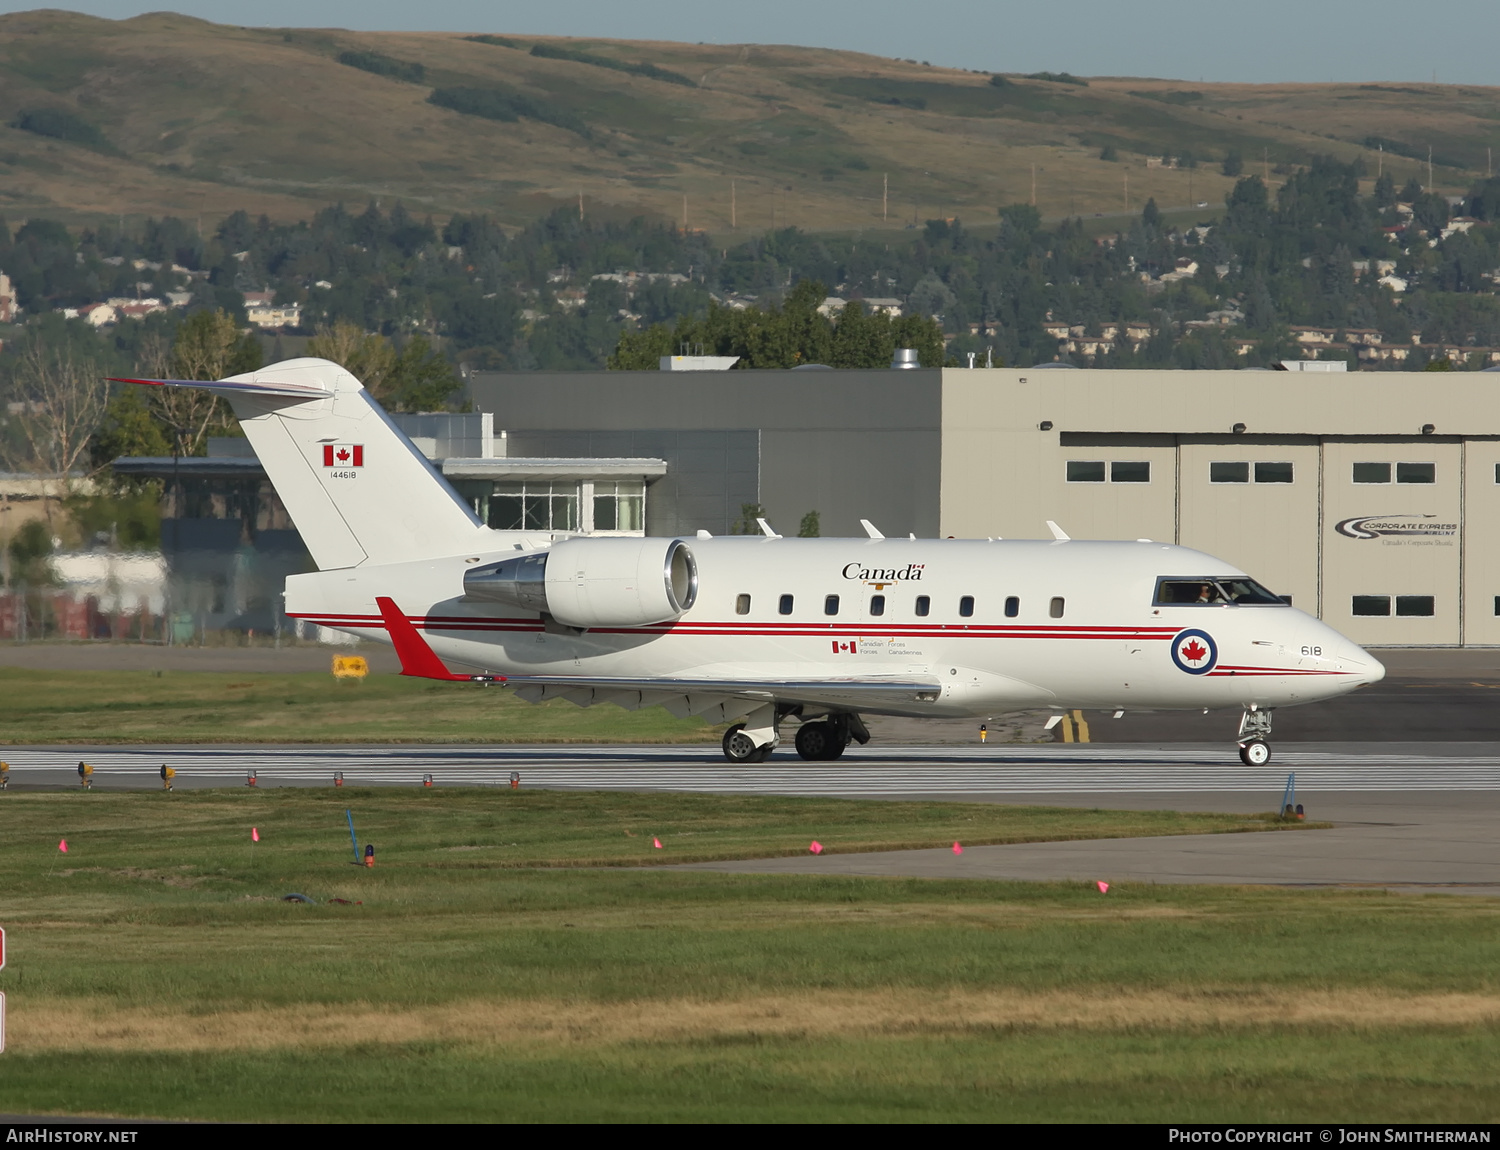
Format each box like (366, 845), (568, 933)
(1237, 706), (1274, 766)
(720, 707), (871, 763)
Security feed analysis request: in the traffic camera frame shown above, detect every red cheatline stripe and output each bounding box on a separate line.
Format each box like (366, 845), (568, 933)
(289, 612), (1180, 638)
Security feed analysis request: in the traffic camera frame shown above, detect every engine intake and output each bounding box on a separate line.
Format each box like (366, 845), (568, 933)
(463, 537), (698, 629)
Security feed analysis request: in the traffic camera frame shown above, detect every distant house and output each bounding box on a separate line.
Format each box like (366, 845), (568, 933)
(0, 271), (15, 323)
(242, 290), (275, 309)
(1378, 273), (1409, 293)
(245, 302), (302, 330)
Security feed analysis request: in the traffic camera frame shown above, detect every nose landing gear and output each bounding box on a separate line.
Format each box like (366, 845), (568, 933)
(1237, 706), (1274, 766)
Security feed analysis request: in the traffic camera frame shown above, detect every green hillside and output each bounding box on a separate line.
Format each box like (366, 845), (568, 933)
(0, 10), (1495, 231)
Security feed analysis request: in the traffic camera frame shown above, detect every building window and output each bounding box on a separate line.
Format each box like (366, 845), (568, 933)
(915, 595), (930, 617)
(1212, 461), (1293, 483)
(1354, 462), (1437, 484)
(779, 594), (794, 616)
(485, 482), (579, 531)
(1493, 595), (1500, 616)
(824, 594), (840, 616)
(1049, 597), (1065, 618)
(1068, 460), (1149, 483)
(1005, 595), (1019, 617)
(1352, 596), (1392, 616)
(870, 595), (885, 617)
(1396, 595), (1435, 617)
(591, 481), (645, 532)
(1494, 464), (1500, 485)
(959, 595), (975, 618)
(735, 594), (751, 616)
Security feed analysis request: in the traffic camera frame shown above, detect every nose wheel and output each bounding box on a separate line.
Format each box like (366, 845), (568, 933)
(1239, 739), (1271, 766)
(1236, 707), (1274, 766)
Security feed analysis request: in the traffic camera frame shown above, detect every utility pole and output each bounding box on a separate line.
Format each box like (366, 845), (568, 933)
(1263, 147), (1269, 182)
(731, 180), (736, 230)
(1428, 145), (1433, 190)
(1123, 170), (1128, 211)
(578, 189), (584, 221)
(882, 173), (888, 222)
(1378, 143), (1383, 178)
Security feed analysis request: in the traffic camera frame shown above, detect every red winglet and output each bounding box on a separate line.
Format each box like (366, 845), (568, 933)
(375, 597), (498, 682)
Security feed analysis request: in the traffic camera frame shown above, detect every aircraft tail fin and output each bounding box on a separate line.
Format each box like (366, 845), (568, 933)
(118, 358), (490, 570)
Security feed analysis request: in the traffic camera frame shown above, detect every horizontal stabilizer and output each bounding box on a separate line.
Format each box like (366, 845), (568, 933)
(109, 375), (334, 400)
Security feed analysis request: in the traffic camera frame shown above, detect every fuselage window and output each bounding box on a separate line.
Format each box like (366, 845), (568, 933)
(824, 594), (840, 616)
(779, 594), (794, 616)
(1004, 596), (1019, 618)
(870, 594), (886, 617)
(735, 594), (751, 615)
(1049, 597), (1065, 619)
(915, 595), (930, 617)
(959, 595), (975, 618)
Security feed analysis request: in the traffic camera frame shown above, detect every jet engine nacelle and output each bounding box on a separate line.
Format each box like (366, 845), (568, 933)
(463, 537), (698, 629)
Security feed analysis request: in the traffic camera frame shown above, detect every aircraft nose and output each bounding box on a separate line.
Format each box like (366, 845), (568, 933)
(1341, 645), (1385, 685)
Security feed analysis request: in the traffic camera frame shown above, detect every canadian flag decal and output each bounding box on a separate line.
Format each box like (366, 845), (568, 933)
(832, 640), (857, 655)
(323, 444), (364, 467)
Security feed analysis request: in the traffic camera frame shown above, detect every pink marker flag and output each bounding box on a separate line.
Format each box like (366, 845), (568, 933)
(952, 841), (963, 855)
(1096, 880), (1110, 893)
(58, 838), (68, 854)
(653, 837), (663, 849)
(251, 827), (260, 842)
(809, 840), (823, 855)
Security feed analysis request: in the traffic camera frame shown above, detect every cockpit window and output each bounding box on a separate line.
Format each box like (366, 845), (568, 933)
(1154, 577), (1286, 607)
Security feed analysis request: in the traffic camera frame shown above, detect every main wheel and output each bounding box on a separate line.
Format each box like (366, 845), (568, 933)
(795, 722), (848, 761)
(723, 723), (764, 763)
(1239, 739), (1271, 766)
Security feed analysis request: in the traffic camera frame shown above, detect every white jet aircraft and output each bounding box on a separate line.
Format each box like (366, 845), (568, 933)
(117, 359), (1384, 766)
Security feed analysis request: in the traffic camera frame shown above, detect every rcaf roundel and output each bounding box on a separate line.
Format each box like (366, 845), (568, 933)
(1170, 628), (1218, 675)
(323, 444), (363, 467)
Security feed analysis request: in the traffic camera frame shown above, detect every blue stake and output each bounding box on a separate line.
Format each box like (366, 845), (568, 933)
(1280, 772), (1296, 818)
(346, 809), (361, 864)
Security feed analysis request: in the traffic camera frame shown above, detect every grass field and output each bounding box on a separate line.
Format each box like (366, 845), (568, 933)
(0, 787), (1495, 1123)
(0, 667), (719, 745)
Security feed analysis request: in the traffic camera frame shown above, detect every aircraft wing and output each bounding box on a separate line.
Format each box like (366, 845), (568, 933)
(501, 672), (943, 714)
(374, 597), (941, 718)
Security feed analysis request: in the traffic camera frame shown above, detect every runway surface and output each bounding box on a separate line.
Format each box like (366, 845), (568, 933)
(4, 741), (1500, 792)
(4, 743), (1496, 894)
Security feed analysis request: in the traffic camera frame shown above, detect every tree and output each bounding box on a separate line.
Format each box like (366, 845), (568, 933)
(150, 310), (262, 456)
(1373, 172), (1397, 208)
(90, 385), (171, 471)
(383, 337), (462, 412)
(1400, 177), (1424, 203)
(797, 510), (820, 538)
(1222, 151), (1243, 178)
(2, 338), (112, 482)
(6, 520), (56, 588)
(307, 320), (396, 392)
(729, 502), (766, 535)
(1141, 197), (1162, 229)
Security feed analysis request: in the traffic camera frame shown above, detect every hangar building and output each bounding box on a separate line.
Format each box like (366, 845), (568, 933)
(469, 366), (1500, 647)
